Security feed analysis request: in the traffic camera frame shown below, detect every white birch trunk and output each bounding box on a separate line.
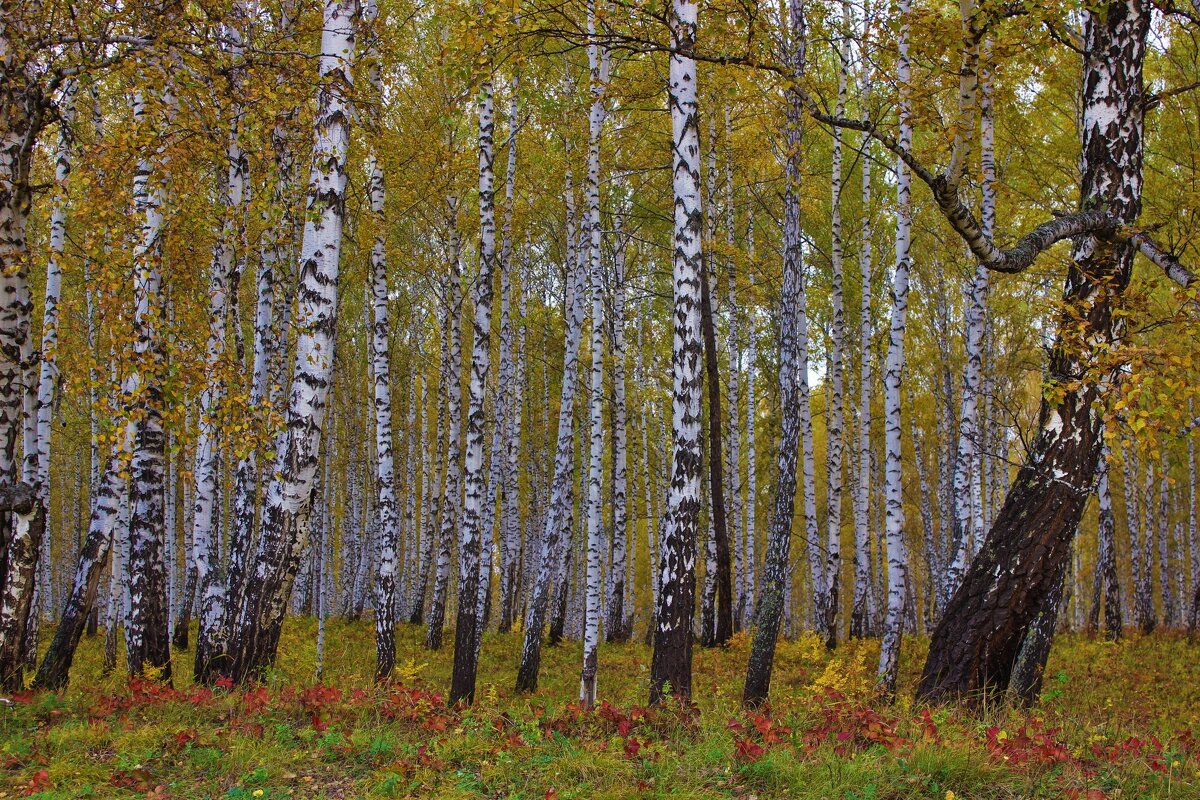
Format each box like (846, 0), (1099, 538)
(450, 72), (499, 705)
(516, 153), (586, 692)
(743, 218), (759, 614)
(224, 0), (359, 683)
(607, 202), (630, 641)
(877, 0), (913, 695)
(427, 198), (463, 650)
(650, 0), (704, 705)
(851, 78), (874, 638)
(194, 22), (249, 677)
(822, 1), (851, 644)
(126, 73), (176, 679)
(580, 23), (609, 705)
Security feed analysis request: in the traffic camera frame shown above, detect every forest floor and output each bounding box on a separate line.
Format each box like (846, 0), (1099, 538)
(1, 621), (1197, 799)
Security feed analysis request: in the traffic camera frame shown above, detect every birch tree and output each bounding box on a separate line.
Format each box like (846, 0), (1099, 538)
(876, 0), (913, 696)
(649, 0), (704, 707)
(427, 196), (464, 651)
(358, 0), (401, 681)
(193, 15), (249, 681)
(516, 150), (586, 693)
(449, 68), (499, 705)
(125, 72), (175, 680)
(580, 2), (611, 711)
(223, 0), (360, 683)
(606, 196), (631, 642)
(741, 0), (806, 708)
(918, 0), (1158, 702)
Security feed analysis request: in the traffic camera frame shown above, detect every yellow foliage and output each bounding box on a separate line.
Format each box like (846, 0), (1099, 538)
(806, 641), (872, 699)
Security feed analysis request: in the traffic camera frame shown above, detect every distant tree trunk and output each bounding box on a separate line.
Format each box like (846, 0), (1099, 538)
(699, 238), (733, 649)
(411, 313), (444, 625)
(720, 112), (744, 633)
(449, 71), (499, 705)
(876, 0), (913, 698)
(650, 0), (705, 707)
(1158, 451), (1176, 627)
(945, 133), (991, 607)
(497, 76), (523, 636)
(1188, 402), (1198, 636)
(223, 0), (359, 684)
(1138, 452), (1157, 632)
(516, 152), (586, 692)
(918, 0), (1149, 703)
(580, 3), (608, 710)
(744, 233), (758, 615)
(426, 197), (464, 651)
(849, 20), (878, 642)
(1089, 443), (1121, 640)
(549, 417), (586, 647)
(606, 208), (630, 643)
(1122, 444), (1151, 631)
(821, 0), (851, 648)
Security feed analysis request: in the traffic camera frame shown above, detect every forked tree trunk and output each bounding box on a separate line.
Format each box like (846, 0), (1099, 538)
(742, 0), (807, 709)
(917, 0), (1149, 703)
(1009, 555), (1069, 706)
(516, 153), (586, 692)
(193, 21), (248, 680)
(223, 0), (359, 683)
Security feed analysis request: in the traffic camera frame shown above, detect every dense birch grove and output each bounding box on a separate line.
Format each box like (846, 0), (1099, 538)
(2, 0), (1200, 715)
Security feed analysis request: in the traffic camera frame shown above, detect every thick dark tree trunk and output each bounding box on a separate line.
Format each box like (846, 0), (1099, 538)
(699, 257), (733, 648)
(1010, 559), (1068, 706)
(917, 0), (1148, 704)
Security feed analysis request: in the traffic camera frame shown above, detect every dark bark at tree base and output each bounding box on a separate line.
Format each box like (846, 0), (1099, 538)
(917, 0), (1147, 706)
(0, 495), (45, 693)
(1009, 559), (1068, 706)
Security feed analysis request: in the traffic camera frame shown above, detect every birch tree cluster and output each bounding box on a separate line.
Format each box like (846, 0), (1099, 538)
(2, 0), (1199, 708)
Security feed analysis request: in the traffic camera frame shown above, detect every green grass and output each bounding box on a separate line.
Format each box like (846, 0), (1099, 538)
(1, 621), (1197, 798)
